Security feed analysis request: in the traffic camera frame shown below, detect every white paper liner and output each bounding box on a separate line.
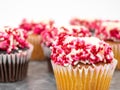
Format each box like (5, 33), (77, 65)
(41, 43), (51, 58)
(106, 41), (120, 69)
(41, 43), (53, 72)
(0, 44), (33, 82)
(27, 34), (45, 60)
(52, 59), (117, 90)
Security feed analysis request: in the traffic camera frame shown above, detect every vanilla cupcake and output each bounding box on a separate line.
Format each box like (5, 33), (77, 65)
(51, 34), (117, 90)
(0, 26), (33, 82)
(41, 25), (91, 72)
(41, 25), (91, 57)
(95, 20), (120, 69)
(19, 19), (54, 60)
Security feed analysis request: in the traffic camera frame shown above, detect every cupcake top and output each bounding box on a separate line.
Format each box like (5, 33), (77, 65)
(41, 25), (91, 47)
(19, 18), (54, 34)
(40, 26), (58, 47)
(51, 34), (113, 66)
(70, 18), (101, 31)
(0, 26), (29, 53)
(95, 20), (120, 42)
(59, 26), (91, 37)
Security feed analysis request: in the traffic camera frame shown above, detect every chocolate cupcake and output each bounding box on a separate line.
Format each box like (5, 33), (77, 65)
(0, 26), (33, 82)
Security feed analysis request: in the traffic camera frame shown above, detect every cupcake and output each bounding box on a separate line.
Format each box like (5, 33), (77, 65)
(59, 25), (91, 37)
(41, 25), (91, 72)
(70, 17), (101, 33)
(19, 19), (54, 60)
(41, 26), (58, 58)
(51, 34), (117, 90)
(95, 20), (120, 69)
(0, 26), (33, 82)
(41, 25), (91, 57)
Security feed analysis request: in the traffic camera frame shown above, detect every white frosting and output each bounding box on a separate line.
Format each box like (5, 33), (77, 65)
(101, 21), (120, 32)
(52, 36), (113, 66)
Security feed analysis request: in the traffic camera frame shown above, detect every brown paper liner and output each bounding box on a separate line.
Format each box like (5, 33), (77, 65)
(0, 45), (33, 82)
(106, 41), (120, 69)
(52, 59), (117, 90)
(27, 34), (45, 60)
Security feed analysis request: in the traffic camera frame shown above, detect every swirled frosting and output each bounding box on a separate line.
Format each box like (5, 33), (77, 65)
(0, 26), (29, 53)
(51, 34), (113, 66)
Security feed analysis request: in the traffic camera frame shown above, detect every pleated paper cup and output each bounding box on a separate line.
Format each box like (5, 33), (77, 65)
(27, 33), (45, 60)
(52, 59), (117, 90)
(41, 43), (51, 58)
(0, 44), (33, 82)
(106, 41), (120, 69)
(41, 44), (53, 72)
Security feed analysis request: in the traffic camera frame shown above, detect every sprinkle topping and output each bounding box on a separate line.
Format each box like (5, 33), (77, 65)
(0, 26), (29, 53)
(70, 18), (101, 31)
(51, 35), (113, 66)
(19, 18), (54, 34)
(95, 20), (120, 42)
(41, 25), (91, 47)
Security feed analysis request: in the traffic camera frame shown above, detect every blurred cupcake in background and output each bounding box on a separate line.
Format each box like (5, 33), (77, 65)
(94, 20), (120, 69)
(70, 17), (101, 34)
(51, 34), (117, 90)
(59, 25), (91, 37)
(0, 26), (33, 82)
(19, 18), (54, 60)
(41, 25), (91, 58)
(41, 25), (58, 58)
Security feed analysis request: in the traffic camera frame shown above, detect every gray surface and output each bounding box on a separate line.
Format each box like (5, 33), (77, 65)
(0, 61), (119, 90)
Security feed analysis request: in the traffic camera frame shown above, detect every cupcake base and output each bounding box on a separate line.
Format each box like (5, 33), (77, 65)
(52, 59), (117, 90)
(41, 43), (51, 58)
(106, 41), (120, 69)
(0, 44), (33, 82)
(0, 58), (29, 82)
(27, 33), (45, 60)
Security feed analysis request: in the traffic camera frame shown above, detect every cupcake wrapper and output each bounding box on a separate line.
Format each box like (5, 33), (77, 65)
(52, 60), (117, 90)
(41, 43), (51, 58)
(0, 44), (33, 82)
(41, 44), (53, 72)
(27, 34), (45, 60)
(106, 41), (120, 69)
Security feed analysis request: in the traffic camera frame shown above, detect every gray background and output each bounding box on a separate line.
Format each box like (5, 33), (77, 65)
(0, 61), (119, 90)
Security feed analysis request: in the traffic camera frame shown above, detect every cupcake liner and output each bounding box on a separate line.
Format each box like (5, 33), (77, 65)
(0, 44), (33, 82)
(106, 41), (120, 69)
(27, 34), (45, 60)
(41, 43), (51, 58)
(41, 44), (53, 72)
(52, 59), (117, 90)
